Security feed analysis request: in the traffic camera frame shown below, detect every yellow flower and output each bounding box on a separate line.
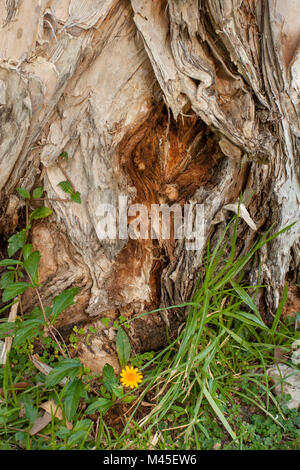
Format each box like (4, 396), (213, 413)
(120, 365), (143, 389)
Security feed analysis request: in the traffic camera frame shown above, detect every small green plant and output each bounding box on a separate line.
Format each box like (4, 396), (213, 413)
(84, 320), (143, 417)
(100, 315), (130, 330)
(57, 152), (81, 204)
(0, 187), (83, 423)
(57, 181), (81, 204)
(130, 351), (155, 370)
(69, 326), (86, 350)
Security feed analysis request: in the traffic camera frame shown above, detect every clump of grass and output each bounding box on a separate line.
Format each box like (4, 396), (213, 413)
(112, 213), (299, 449)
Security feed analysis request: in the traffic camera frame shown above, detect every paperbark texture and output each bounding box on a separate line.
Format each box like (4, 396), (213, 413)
(0, 0), (299, 372)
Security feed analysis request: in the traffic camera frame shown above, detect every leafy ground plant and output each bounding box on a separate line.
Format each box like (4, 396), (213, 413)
(0, 186), (142, 448)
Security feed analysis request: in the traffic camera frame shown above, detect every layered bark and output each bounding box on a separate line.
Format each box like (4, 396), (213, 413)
(0, 0), (299, 372)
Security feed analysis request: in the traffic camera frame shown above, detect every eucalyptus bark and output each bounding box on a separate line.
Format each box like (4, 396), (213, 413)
(0, 0), (299, 373)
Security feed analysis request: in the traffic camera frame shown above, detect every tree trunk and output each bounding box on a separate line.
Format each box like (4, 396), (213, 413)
(0, 0), (299, 373)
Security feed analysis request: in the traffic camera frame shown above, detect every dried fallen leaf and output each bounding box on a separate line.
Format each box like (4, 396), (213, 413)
(40, 400), (72, 429)
(274, 347), (288, 363)
(0, 301), (19, 365)
(150, 431), (160, 448)
(0, 381), (30, 397)
(30, 411), (52, 436)
(40, 400), (63, 419)
(19, 404), (25, 418)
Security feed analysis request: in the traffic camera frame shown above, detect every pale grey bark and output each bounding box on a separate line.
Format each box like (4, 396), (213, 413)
(0, 0), (299, 371)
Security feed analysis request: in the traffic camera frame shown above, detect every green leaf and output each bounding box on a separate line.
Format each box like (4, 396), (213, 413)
(222, 326), (254, 353)
(58, 180), (73, 195)
(100, 317), (110, 327)
(24, 251), (40, 285)
(116, 327), (131, 368)
(13, 319), (44, 347)
(2, 282), (31, 303)
(67, 430), (87, 447)
(51, 288), (79, 323)
(56, 426), (70, 439)
(0, 259), (23, 267)
(111, 383), (124, 399)
(16, 188), (30, 199)
(23, 244), (33, 261)
(8, 230), (27, 257)
(85, 398), (113, 415)
(29, 207), (53, 220)
(271, 283), (289, 335)
(60, 152), (68, 161)
(293, 415), (300, 428)
(58, 181), (81, 204)
(21, 395), (38, 425)
(72, 419), (92, 433)
(231, 281), (261, 318)
(67, 420), (92, 447)
(0, 301), (18, 314)
(1, 272), (15, 289)
(32, 187), (44, 199)
(15, 432), (27, 448)
(71, 192), (81, 204)
(102, 363), (118, 394)
(28, 306), (52, 320)
(88, 326), (97, 334)
(45, 359), (83, 387)
(64, 378), (86, 421)
(122, 395), (137, 404)
(0, 322), (18, 339)
(203, 386), (236, 440)
(223, 310), (268, 330)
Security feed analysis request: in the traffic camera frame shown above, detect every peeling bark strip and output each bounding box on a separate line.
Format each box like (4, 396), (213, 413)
(0, 1), (299, 370)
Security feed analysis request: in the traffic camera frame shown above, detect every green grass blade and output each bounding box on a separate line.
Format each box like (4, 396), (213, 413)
(271, 283), (289, 335)
(202, 385), (236, 439)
